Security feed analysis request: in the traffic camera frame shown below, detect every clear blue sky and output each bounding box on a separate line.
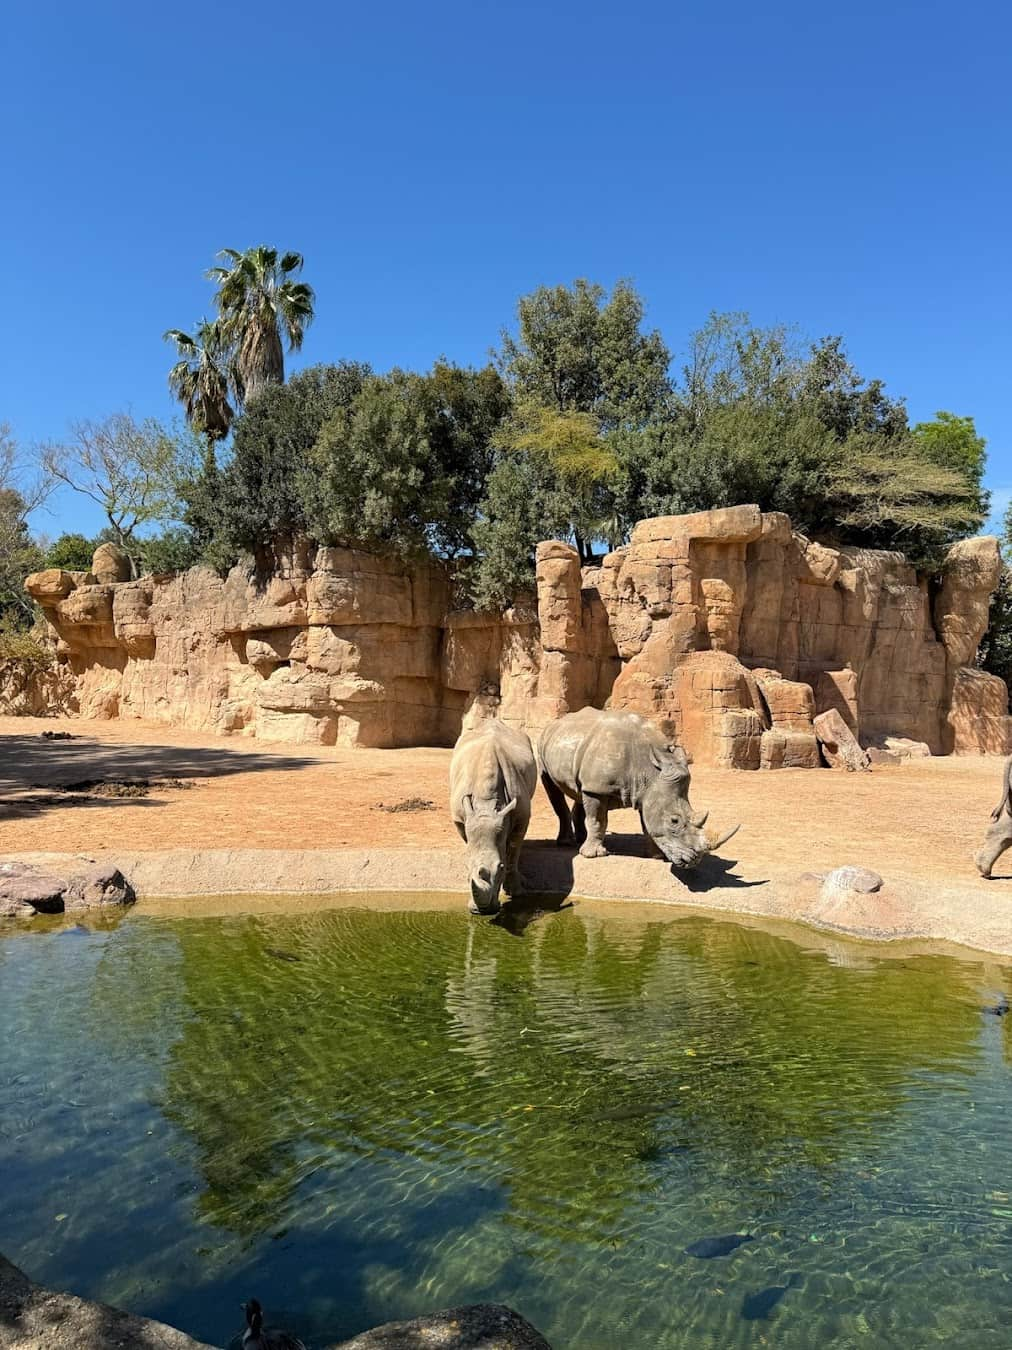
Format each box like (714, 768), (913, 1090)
(5, 0), (1010, 539)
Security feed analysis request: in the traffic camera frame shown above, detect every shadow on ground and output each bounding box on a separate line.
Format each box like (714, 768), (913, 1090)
(0, 733), (320, 821)
(515, 835), (769, 905)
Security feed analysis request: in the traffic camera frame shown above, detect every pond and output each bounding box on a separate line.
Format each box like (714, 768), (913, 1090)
(1, 902), (1011, 1348)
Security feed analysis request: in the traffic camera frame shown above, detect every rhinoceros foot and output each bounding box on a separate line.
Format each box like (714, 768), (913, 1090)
(579, 841), (608, 859)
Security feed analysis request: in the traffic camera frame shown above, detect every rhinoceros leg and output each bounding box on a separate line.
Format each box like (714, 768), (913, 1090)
(542, 771), (576, 845)
(975, 816), (1012, 878)
(572, 796), (586, 847)
(504, 830), (526, 896)
(579, 793), (609, 858)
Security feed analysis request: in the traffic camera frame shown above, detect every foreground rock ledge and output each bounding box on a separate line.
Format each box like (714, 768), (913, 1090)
(4, 846), (1011, 959)
(0, 1254), (552, 1350)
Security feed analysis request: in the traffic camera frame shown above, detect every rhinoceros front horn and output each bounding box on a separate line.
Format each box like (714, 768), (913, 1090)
(709, 823), (741, 852)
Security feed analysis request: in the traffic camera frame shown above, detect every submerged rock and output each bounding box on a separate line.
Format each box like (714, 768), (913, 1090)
(330, 1304), (552, 1349)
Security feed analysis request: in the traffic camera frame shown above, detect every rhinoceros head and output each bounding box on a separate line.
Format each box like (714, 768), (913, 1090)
(462, 796), (516, 914)
(640, 749), (739, 868)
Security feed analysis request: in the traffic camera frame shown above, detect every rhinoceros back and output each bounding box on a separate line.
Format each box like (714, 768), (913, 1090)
(450, 719), (537, 823)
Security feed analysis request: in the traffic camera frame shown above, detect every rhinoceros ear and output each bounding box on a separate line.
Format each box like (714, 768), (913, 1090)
(649, 747), (665, 772)
(462, 793), (475, 817)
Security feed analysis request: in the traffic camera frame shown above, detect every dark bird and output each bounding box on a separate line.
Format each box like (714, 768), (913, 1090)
(242, 1299), (306, 1350)
(685, 1232), (754, 1259)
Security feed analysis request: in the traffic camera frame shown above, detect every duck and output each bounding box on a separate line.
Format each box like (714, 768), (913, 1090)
(242, 1299), (307, 1350)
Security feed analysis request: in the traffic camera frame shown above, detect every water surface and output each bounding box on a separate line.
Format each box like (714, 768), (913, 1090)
(1, 903), (1011, 1347)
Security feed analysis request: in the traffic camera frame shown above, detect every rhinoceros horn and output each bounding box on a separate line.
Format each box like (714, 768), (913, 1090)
(692, 810), (709, 829)
(710, 823), (741, 851)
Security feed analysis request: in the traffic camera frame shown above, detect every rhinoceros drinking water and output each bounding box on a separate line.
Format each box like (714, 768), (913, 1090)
(538, 707), (739, 866)
(449, 720), (538, 914)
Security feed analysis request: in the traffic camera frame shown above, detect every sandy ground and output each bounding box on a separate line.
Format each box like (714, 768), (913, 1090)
(3, 714), (1012, 954)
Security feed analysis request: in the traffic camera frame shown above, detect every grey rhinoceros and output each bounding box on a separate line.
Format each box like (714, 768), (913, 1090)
(975, 756), (1012, 878)
(538, 706), (739, 866)
(450, 719), (538, 914)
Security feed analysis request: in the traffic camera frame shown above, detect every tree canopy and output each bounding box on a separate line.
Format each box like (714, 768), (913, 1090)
(41, 414), (199, 577)
(169, 283), (989, 606)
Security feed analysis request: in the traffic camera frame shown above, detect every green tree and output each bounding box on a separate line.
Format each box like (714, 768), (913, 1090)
(498, 278), (670, 426)
(474, 280), (669, 602)
(41, 414), (198, 576)
(0, 423), (50, 627)
(42, 532), (97, 571)
(207, 246), (315, 404)
(979, 562), (1012, 692)
(469, 453), (572, 609)
(307, 363), (510, 561)
(163, 317), (235, 443)
(500, 406), (619, 563)
(209, 362), (370, 570)
(911, 411), (986, 485)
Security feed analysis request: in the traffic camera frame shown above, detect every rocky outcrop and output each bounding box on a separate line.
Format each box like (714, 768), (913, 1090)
(16, 510), (1009, 767)
(0, 860), (133, 918)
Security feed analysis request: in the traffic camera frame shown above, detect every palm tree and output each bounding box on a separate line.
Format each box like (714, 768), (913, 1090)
(206, 246), (315, 404)
(163, 318), (235, 443)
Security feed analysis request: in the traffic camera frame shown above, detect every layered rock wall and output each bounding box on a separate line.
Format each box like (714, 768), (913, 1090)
(19, 508), (1009, 765)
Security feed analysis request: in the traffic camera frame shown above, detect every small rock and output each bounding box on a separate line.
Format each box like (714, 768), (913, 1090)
(822, 866), (883, 894)
(867, 747), (900, 766)
(64, 864), (134, 910)
(882, 737), (931, 759)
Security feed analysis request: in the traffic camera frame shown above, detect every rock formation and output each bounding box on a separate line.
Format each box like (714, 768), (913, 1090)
(15, 507), (1009, 767)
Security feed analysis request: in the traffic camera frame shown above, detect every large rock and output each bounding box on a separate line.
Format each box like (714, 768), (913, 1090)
(331, 1303), (552, 1350)
(0, 861), (133, 918)
(813, 708), (871, 772)
(0, 863), (66, 917)
(91, 541), (132, 584)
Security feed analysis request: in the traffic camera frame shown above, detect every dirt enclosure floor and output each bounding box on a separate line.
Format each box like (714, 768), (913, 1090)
(2, 715), (1011, 955)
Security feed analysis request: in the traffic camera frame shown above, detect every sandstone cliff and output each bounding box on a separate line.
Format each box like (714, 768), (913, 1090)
(17, 507), (1009, 766)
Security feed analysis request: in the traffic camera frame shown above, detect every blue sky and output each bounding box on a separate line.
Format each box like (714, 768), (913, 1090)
(4, 0), (1010, 539)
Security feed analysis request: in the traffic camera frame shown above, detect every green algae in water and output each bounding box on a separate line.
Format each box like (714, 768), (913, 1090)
(2, 906), (1012, 1348)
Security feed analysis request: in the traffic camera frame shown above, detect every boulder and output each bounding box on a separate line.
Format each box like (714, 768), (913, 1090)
(0, 863), (66, 917)
(881, 736), (931, 759)
(331, 1303), (553, 1350)
(0, 1252), (216, 1350)
(867, 747), (900, 766)
(91, 541), (133, 584)
(820, 865), (884, 894)
(813, 708), (871, 771)
(0, 861), (134, 918)
(64, 864), (134, 910)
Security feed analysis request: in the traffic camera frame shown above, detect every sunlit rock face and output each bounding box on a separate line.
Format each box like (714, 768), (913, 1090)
(16, 512), (1009, 764)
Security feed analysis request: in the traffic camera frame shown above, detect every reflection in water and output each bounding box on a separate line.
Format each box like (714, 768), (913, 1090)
(1, 906), (1011, 1349)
